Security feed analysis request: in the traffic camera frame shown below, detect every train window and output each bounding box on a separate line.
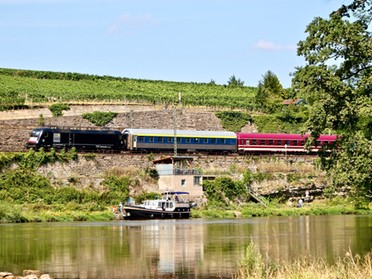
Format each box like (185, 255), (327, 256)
(285, 140), (290, 145)
(293, 140), (298, 146)
(211, 138), (216, 144)
(186, 138), (190, 143)
(301, 141), (305, 146)
(252, 139), (257, 145)
(177, 137), (182, 143)
(158, 137), (163, 142)
(195, 138), (199, 143)
(222, 139), (227, 144)
(138, 136), (144, 142)
(167, 137), (172, 143)
(53, 133), (60, 143)
(268, 140), (274, 145)
(260, 140), (265, 145)
(203, 138), (208, 143)
(149, 137), (154, 142)
(277, 140), (282, 145)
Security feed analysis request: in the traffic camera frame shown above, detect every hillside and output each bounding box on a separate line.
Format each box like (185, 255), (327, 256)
(0, 68), (257, 110)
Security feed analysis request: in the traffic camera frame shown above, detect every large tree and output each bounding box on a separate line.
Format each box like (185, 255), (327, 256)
(293, 0), (371, 206)
(255, 70), (286, 112)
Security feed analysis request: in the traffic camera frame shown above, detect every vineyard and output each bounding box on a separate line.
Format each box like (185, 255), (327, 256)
(0, 68), (257, 111)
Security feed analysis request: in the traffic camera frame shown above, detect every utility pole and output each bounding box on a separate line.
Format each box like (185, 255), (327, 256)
(173, 106), (177, 156)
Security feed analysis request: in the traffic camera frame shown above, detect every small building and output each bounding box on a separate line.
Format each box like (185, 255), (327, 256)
(153, 156), (204, 197)
(282, 99), (304, 106)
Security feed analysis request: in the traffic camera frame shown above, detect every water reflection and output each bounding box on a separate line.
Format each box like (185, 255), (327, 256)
(0, 215), (371, 278)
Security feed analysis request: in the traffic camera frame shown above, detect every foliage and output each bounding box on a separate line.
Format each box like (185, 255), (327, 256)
(82, 111), (118, 126)
(215, 111), (253, 132)
(203, 176), (249, 206)
(253, 114), (304, 133)
(0, 68), (257, 109)
(101, 175), (133, 204)
(49, 103), (70, 117)
(292, 0), (372, 205)
(134, 192), (159, 204)
(0, 91), (26, 111)
(255, 70), (286, 112)
(236, 242), (372, 279)
(227, 75), (245, 88)
(0, 169), (53, 204)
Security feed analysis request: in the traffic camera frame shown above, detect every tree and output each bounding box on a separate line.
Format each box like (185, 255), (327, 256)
(255, 70), (285, 112)
(227, 75), (244, 88)
(292, 0), (372, 206)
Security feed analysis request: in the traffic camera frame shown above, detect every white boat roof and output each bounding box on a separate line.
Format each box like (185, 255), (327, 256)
(122, 128), (236, 138)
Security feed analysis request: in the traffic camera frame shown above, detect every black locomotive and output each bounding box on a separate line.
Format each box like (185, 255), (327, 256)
(26, 127), (125, 151)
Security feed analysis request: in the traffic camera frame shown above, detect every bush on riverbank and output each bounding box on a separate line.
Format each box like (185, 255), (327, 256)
(235, 241), (372, 279)
(191, 198), (371, 219)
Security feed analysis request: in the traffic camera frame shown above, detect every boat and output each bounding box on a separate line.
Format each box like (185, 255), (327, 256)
(123, 191), (193, 220)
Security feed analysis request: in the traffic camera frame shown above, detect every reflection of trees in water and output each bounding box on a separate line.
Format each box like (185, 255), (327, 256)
(0, 216), (371, 278)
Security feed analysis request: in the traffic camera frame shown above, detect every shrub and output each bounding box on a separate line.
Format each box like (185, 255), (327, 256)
(49, 103), (70, 117)
(82, 111), (118, 126)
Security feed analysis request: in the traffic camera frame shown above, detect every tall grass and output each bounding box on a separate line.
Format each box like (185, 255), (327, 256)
(235, 242), (372, 279)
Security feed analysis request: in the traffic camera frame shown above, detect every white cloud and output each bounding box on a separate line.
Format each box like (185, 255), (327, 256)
(253, 40), (296, 51)
(108, 14), (158, 35)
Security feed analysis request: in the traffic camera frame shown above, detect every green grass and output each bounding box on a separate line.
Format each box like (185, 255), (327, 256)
(235, 241), (372, 279)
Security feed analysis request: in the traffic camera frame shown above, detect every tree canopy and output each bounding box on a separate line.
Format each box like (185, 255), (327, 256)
(292, 0), (371, 206)
(255, 70), (286, 112)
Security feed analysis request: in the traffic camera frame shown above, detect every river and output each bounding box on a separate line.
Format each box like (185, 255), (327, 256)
(0, 215), (371, 278)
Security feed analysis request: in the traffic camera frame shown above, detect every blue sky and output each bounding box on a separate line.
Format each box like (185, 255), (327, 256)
(0, 0), (348, 88)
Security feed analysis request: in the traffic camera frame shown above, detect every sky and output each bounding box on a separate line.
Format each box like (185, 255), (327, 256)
(0, 0), (349, 88)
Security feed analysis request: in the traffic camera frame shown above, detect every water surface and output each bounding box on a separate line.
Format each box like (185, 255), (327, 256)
(0, 215), (371, 278)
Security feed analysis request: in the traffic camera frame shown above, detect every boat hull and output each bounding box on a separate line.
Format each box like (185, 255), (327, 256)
(123, 206), (190, 220)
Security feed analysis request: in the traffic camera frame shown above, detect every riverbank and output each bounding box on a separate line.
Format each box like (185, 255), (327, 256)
(235, 242), (372, 279)
(0, 198), (370, 224)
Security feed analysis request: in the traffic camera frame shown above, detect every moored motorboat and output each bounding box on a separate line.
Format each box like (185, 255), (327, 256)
(123, 191), (193, 220)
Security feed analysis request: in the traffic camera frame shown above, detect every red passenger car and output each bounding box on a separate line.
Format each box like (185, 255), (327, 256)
(236, 133), (337, 153)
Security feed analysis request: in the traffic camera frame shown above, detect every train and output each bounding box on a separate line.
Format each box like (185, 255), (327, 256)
(26, 127), (337, 154)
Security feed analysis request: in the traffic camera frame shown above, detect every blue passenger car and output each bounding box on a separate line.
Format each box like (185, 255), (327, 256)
(123, 129), (237, 153)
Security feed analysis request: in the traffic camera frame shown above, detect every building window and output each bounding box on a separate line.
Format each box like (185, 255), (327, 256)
(194, 176), (201, 186)
(181, 179), (186, 188)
